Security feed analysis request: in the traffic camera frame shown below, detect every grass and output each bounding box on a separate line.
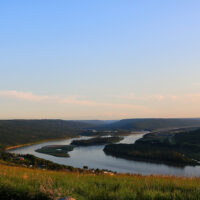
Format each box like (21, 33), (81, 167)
(1, 164), (200, 200)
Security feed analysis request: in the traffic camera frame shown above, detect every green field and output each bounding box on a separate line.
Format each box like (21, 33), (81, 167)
(2, 121), (200, 199)
(1, 164), (200, 200)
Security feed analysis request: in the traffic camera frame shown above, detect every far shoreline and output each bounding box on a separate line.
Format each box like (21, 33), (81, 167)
(6, 131), (147, 152)
(6, 136), (79, 151)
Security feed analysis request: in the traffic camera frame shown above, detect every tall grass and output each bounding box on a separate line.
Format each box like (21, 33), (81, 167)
(0, 164), (200, 200)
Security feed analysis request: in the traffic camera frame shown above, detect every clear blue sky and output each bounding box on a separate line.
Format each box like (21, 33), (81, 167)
(1, 0), (200, 119)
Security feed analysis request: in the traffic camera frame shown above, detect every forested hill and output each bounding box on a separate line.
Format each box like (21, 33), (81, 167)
(99, 118), (200, 131)
(0, 119), (93, 149)
(2, 118), (200, 150)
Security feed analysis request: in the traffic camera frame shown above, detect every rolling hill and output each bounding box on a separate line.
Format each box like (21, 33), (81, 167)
(0, 119), (93, 149)
(99, 118), (200, 131)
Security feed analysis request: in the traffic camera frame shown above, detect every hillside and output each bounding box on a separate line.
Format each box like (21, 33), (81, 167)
(1, 164), (200, 200)
(104, 128), (200, 165)
(100, 118), (200, 130)
(0, 120), (93, 149)
(2, 118), (200, 150)
(74, 120), (107, 125)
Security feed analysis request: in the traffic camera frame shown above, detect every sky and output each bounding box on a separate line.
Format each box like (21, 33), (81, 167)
(1, 0), (200, 120)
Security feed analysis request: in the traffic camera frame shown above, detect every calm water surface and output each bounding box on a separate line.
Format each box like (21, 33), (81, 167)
(9, 132), (200, 177)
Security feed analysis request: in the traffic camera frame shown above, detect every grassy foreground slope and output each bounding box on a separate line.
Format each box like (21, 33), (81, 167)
(0, 120), (92, 149)
(1, 164), (200, 200)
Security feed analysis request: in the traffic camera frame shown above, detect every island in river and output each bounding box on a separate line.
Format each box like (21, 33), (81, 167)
(71, 136), (123, 146)
(35, 136), (123, 157)
(35, 145), (74, 157)
(104, 127), (200, 166)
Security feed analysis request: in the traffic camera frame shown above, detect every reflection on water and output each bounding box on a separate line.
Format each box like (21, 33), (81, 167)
(9, 132), (200, 177)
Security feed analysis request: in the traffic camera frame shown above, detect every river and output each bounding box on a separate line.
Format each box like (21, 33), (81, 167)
(8, 132), (200, 177)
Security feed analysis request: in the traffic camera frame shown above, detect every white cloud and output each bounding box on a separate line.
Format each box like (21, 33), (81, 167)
(111, 93), (180, 102)
(0, 90), (55, 102)
(112, 92), (136, 100)
(2, 90), (200, 119)
(0, 90), (151, 112)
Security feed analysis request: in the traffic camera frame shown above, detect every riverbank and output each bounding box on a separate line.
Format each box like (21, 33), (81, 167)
(5, 136), (79, 151)
(11, 132), (200, 176)
(104, 128), (200, 166)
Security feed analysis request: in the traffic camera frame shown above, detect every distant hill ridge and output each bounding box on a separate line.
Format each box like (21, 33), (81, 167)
(0, 119), (94, 149)
(1, 118), (200, 150)
(98, 118), (200, 130)
(74, 120), (118, 125)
